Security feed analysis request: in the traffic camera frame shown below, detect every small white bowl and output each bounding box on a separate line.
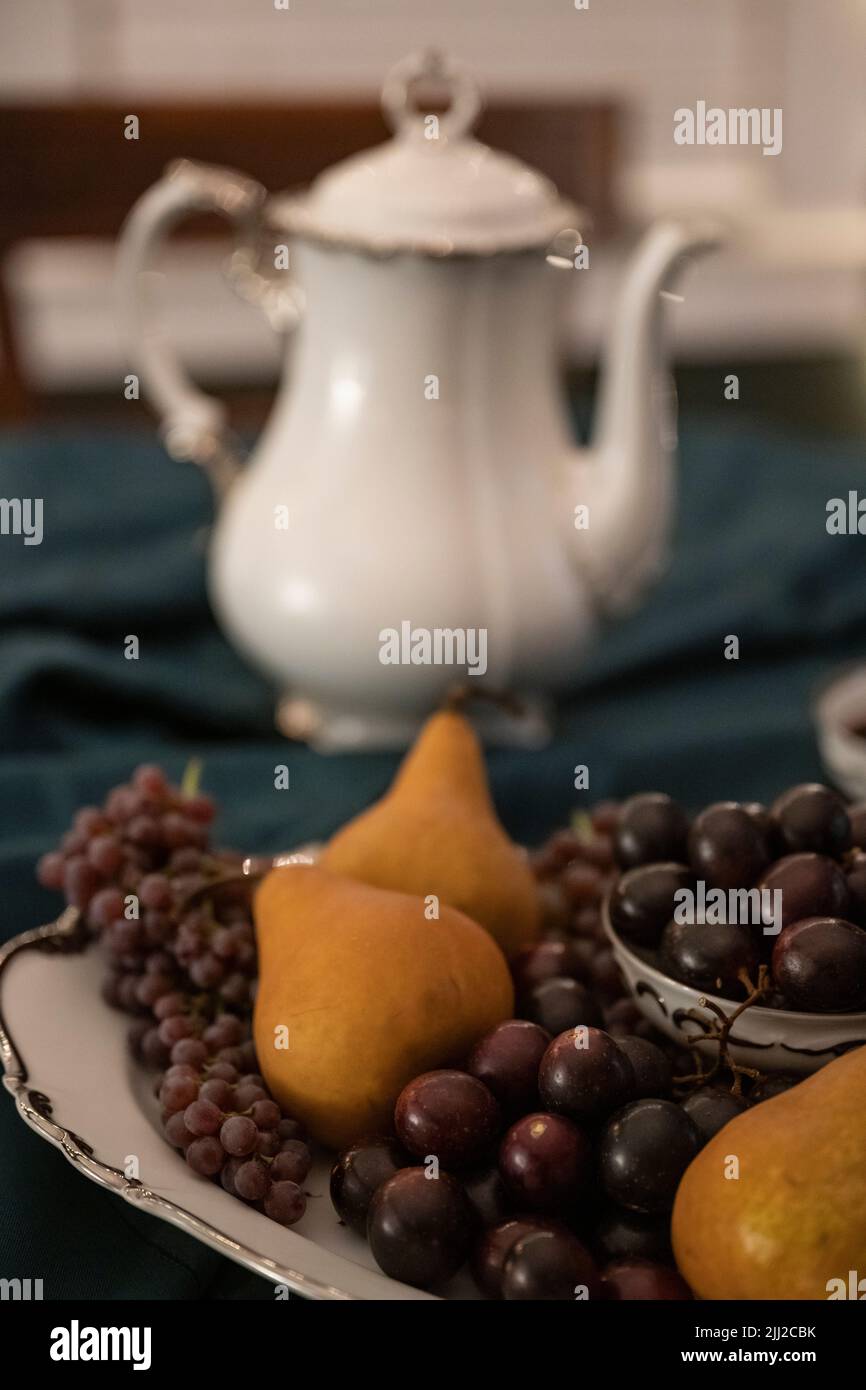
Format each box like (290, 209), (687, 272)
(602, 903), (866, 1075)
(815, 664), (866, 801)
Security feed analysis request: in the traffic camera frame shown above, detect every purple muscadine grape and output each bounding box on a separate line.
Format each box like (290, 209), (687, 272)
(256, 1131), (280, 1158)
(220, 1115), (258, 1157)
(233, 1159), (271, 1201)
(264, 1181), (306, 1226)
(186, 1137), (225, 1177)
(184, 1099), (223, 1137)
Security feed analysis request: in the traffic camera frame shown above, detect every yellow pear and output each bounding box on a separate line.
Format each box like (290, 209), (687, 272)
(672, 1046), (866, 1299)
(253, 862), (514, 1149)
(321, 709), (540, 958)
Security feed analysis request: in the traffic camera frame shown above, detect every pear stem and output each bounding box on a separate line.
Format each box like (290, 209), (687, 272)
(673, 965), (773, 1095)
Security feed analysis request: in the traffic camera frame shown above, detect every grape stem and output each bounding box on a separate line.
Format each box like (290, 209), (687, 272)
(672, 965), (773, 1096)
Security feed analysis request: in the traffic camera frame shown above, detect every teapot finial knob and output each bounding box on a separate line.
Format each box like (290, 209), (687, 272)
(381, 50), (481, 141)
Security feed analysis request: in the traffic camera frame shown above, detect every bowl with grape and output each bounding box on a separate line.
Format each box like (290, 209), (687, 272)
(602, 786), (866, 1074)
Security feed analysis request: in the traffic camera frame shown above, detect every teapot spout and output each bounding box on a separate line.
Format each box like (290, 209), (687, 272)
(576, 219), (722, 612)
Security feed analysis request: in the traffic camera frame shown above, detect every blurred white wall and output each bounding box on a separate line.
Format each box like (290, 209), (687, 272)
(3, 0), (866, 389)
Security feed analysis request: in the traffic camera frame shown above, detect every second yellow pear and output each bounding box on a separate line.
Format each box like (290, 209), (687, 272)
(321, 708), (540, 958)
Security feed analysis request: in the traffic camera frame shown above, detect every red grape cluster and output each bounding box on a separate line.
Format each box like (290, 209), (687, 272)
(159, 1049), (310, 1225)
(36, 763), (309, 1230)
(609, 784), (866, 1012)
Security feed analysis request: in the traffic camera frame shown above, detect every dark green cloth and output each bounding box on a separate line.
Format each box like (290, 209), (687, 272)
(1, 411), (865, 1298)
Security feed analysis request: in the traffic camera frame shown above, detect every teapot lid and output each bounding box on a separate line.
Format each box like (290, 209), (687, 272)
(271, 51), (580, 257)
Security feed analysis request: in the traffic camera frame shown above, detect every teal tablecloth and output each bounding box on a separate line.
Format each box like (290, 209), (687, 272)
(1, 413), (865, 1298)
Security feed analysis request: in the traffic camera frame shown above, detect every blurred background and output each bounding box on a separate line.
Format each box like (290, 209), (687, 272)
(3, 0), (866, 433)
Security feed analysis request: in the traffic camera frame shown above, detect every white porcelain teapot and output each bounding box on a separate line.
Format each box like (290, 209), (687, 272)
(117, 52), (718, 750)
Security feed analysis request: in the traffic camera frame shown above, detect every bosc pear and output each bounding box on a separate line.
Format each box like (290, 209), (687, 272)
(321, 709), (540, 958)
(672, 1045), (866, 1300)
(253, 863), (514, 1149)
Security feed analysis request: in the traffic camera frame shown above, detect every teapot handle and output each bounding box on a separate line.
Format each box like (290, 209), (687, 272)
(116, 159), (271, 498)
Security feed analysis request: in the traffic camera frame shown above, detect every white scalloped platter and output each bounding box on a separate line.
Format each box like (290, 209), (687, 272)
(0, 913), (480, 1301)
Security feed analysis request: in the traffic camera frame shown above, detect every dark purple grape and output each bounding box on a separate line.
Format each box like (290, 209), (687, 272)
(538, 1027), (635, 1120)
(160, 1072), (199, 1114)
(748, 1073), (801, 1104)
(660, 919), (759, 998)
(367, 1169), (476, 1289)
(846, 852), (866, 926)
(688, 802), (769, 890)
(467, 1020), (549, 1118)
(498, 1112), (592, 1212)
(511, 940), (591, 996)
(848, 802), (866, 851)
(471, 1218), (563, 1299)
(592, 1205), (674, 1265)
(330, 1138), (407, 1235)
(589, 948), (626, 1004)
(264, 1180), (306, 1226)
(524, 977), (603, 1034)
(757, 853), (849, 931)
(615, 1036), (672, 1098)
(502, 1228), (602, 1301)
(603, 1258), (692, 1300)
(772, 917), (866, 1011)
(599, 1099), (700, 1213)
(681, 1085), (747, 1144)
(614, 794), (689, 870)
(462, 1163), (512, 1227)
(394, 1070), (500, 1169)
(771, 783), (851, 857)
(164, 1111), (194, 1151)
(608, 862), (693, 948)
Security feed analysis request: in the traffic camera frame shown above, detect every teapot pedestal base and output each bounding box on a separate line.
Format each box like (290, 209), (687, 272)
(276, 692), (553, 753)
